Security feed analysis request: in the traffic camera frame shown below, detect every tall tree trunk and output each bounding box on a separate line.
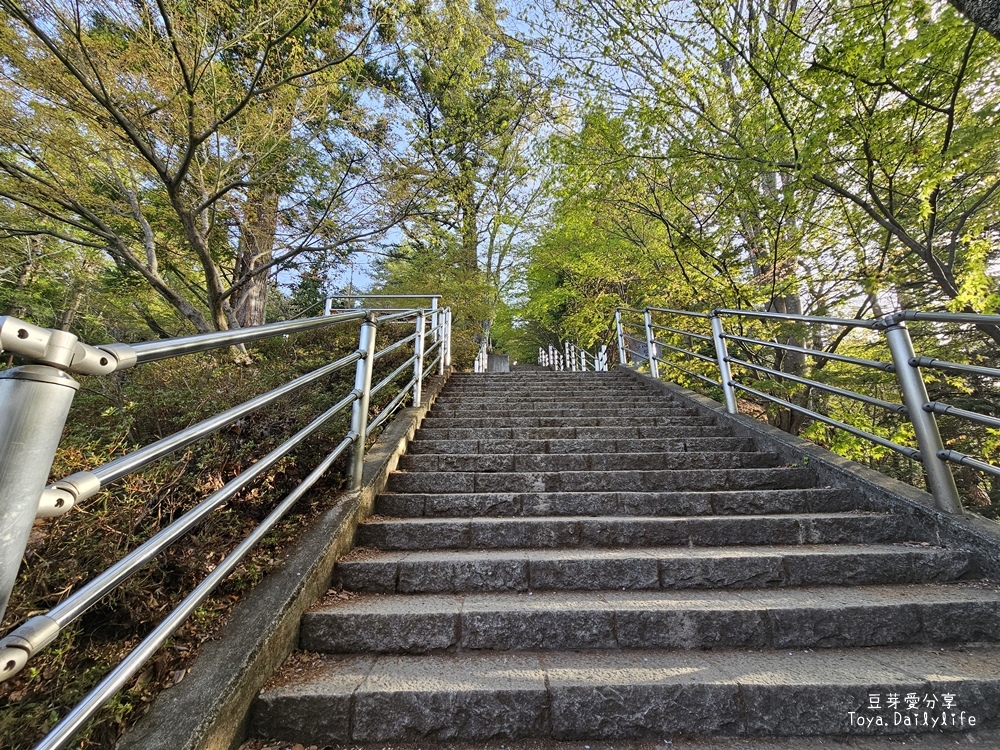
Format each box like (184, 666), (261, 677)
(234, 185), (280, 328)
(948, 0), (1000, 42)
(56, 281), (84, 331)
(5, 237), (39, 318)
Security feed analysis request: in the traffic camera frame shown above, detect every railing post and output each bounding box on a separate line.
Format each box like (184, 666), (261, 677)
(883, 319), (963, 514)
(615, 308), (626, 365)
(349, 317), (377, 490)
(413, 311), (426, 409)
(580, 349), (587, 371)
(599, 345), (608, 372)
(0, 364), (80, 624)
(710, 311), (739, 415)
(443, 308), (452, 371)
(430, 297), (439, 345)
(644, 309), (659, 379)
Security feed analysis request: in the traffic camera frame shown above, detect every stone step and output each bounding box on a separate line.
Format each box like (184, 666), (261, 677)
(376, 488), (856, 518)
(419, 415), (717, 429)
(434, 391), (667, 400)
(253, 645), (1000, 743)
(356, 512), (906, 550)
(441, 383), (656, 403)
(396, 451), (780, 473)
(406, 436), (756, 455)
(333, 544), (971, 594)
(437, 394), (660, 402)
(300, 583), (1000, 654)
(445, 377), (634, 384)
(414, 425), (730, 440)
(386, 467), (816, 494)
(428, 406), (699, 418)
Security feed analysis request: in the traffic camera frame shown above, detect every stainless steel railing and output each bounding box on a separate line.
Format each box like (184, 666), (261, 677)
(538, 342), (609, 371)
(615, 305), (1000, 516)
(0, 302), (452, 750)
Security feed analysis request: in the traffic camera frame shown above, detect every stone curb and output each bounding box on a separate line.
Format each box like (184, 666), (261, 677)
(116, 372), (450, 750)
(618, 366), (1000, 579)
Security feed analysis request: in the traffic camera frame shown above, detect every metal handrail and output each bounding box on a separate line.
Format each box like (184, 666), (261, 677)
(128, 310), (369, 364)
(724, 355), (909, 415)
(0, 302), (452, 750)
(910, 356), (1000, 379)
(731, 381), (921, 459)
(657, 357), (722, 388)
(539, 341), (609, 371)
(723, 333), (895, 372)
(652, 341), (717, 365)
(715, 308), (879, 329)
(646, 307), (712, 319)
(614, 304), (1000, 515)
(925, 401), (1000, 430)
(888, 310), (1000, 326)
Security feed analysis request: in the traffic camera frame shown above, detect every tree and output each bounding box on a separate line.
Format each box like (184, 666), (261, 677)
(0, 0), (401, 333)
(374, 0), (554, 358)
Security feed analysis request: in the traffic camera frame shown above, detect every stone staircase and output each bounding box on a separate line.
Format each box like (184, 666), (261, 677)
(251, 371), (1000, 745)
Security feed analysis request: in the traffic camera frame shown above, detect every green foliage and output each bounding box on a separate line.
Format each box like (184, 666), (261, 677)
(0, 320), (425, 748)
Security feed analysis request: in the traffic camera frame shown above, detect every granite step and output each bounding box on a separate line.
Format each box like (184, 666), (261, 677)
(355, 512), (907, 550)
(395, 451), (780, 473)
(386, 467), (816, 494)
(405, 436), (756, 455)
(249, 370), (997, 747)
(427, 406), (700, 418)
(375, 488), (857, 518)
(414, 425), (731, 440)
(418, 415), (718, 429)
(300, 583), (1000, 654)
(333, 544), (972, 594)
(253, 645), (1000, 744)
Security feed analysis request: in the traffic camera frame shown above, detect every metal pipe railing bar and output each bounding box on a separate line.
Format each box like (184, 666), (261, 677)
(369, 355), (419, 399)
(31, 433), (357, 750)
(883, 322), (963, 513)
(731, 381), (921, 459)
(373, 309), (424, 324)
(656, 358), (722, 388)
(652, 340), (717, 364)
(937, 449), (1000, 479)
(372, 332), (420, 362)
(646, 307), (712, 319)
(419, 338), (442, 373)
(895, 311), (1000, 326)
(36, 392), (359, 632)
(617, 306), (646, 314)
(129, 311), (368, 364)
(925, 402), (1000, 430)
(424, 337), (442, 356)
(366, 377), (418, 436)
(650, 324), (713, 342)
(714, 308), (878, 329)
(910, 356), (1000, 380)
(328, 294), (441, 299)
(623, 345), (647, 361)
(725, 356), (908, 415)
(722, 333), (895, 372)
(423, 351), (442, 380)
(649, 322), (704, 335)
(54, 350), (364, 492)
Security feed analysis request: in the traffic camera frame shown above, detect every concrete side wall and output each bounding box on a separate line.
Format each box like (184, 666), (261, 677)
(620, 367), (1000, 581)
(117, 373), (450, 750)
